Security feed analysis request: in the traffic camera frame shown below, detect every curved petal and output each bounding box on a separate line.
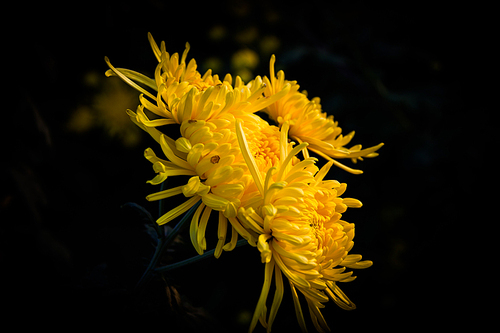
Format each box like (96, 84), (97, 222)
(249, 260), (275, 333)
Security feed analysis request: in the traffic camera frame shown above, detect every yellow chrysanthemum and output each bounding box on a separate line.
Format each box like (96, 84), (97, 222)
(142, 118), (252, 258)
(137, 105), (292, 258)
(262, 55), (384, 174)
(105, 35), (377, 332)
(235, 119), (372, 332)
(105, 33), (291, 128)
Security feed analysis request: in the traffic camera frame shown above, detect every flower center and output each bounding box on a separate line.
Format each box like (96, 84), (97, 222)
(246, 126), (281, 171)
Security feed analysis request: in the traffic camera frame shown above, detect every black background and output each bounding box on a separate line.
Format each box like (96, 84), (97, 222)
(3, 1), (490, 331)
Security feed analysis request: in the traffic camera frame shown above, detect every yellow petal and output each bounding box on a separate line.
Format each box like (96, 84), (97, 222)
(104, 57), (157, 100)
(267, 267), (284, 332)
(249, 260), (275, 333)
(325, 281), (356, 310)
(160, 135), (192, 170)
(289, 282), (308, 333)
(189, 202), (206, 255)
(214, 212), (228, 259)
(276, 142), (309, 182)
(197, 205), (212, 251)
(175, 137), (192, 153)
(146, 185), (183, 201)
(157, 196), (200, 225)
(257, 233), (273, 263)
(228, 217), (256, 247)
(147, 32), (162, 62)
(146, 173), (168, 185)
(211, 183), (244, 198)
(235, 119), (264, 195)
(273, 252), (310, 289)
(271, 240), (310, 265)
(305, 299), (330, 333)
(223, 225), (239, 252)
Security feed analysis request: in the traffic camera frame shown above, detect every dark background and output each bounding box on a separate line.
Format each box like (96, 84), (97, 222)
(3, 1), (489, 331)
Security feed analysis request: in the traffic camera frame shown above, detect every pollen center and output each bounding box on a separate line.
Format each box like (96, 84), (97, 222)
(247, 127), (281, 171)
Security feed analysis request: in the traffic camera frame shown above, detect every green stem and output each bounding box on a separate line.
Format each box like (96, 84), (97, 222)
(163, 200), (201, 248)
(155, 181), (168, 239)
(135, 200), (201, 290)
(155, 239), (248, 273)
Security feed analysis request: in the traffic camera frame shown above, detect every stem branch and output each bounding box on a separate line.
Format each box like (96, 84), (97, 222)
(155, 239), (248, 273)
(135, 200), (201, 290)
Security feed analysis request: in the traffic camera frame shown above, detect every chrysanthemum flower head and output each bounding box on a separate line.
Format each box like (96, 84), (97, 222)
(142, 117), (253, 257)
(105, 34), (377, 333)
(104, 34), (292, 259)
(236, 120), (372, 332)
(262, 55), (384, 174)
(105, 33), (291, 131)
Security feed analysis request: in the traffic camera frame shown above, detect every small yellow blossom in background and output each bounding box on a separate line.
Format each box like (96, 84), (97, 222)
(232, 48), (260, 82)
(259, 35), (281, 57)
(201, 57), (224, 76)
(208, 25), (227, 41)
(66, 106), (95, 133)
(235, 26), (259, 45)
(67, 71), (143, 147)
(105, 33), (381, 333)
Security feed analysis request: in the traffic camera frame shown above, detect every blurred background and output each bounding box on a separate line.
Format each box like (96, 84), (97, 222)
(3, 0), (489, 331)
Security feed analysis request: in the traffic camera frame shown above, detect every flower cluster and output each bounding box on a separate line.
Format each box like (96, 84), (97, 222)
(105, 33), (382, 333)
